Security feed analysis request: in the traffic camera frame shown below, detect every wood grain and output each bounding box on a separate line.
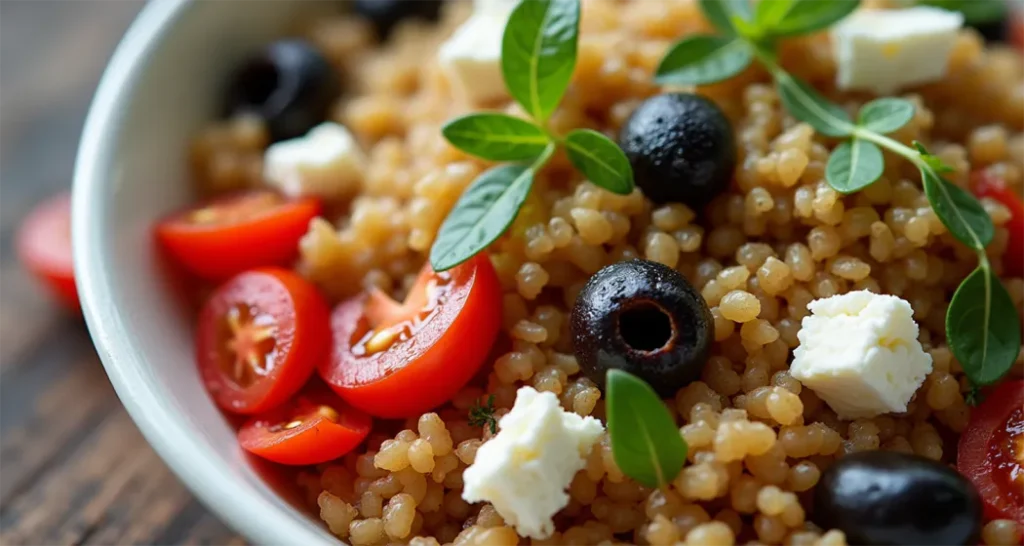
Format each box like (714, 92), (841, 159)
(0, 2), (245, 544)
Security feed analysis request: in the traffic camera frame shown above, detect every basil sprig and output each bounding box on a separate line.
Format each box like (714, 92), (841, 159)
(655, 0), (1022, 388)
(606, 370), (687, 489)
(433, 0), (634, 271)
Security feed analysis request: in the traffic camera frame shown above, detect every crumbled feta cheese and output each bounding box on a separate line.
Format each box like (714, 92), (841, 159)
(263, 122), (365, 200)
(462, 387), (604, 539)
(790, 291), (933, 419)
(831, 6), (964, 94)
(438, 0), (518, 105)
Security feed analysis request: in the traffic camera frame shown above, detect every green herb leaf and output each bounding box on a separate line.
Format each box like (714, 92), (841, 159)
(762, 0), (860, 37)
(442, 113), (552, 161)
(856, 98), (915, 135)
(754, 0), (797, 30)
(501, 0), (581, 123)
(914, 141), (955, 174)
(563, 129), (634, 195)
(696, 0), (737, 34)
(825, 138), (884, 193)
(654, 35), (754, 86)
(946, 266), (1022, 386)
(774, 73), (854, 137)
(606, 369), (687, 489)
(469, 395), (498, 434)
(917, 0), (1005, 25)
(430, 163), (537, 271)
(920, 168), (994, 251)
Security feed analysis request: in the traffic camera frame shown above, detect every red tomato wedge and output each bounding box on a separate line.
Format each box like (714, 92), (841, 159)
(156, 190), (320, 280)
(197, 268), (330, 414)
(958, 380), (1024, 525)
(16, 192), (79, 312)
(321, 254), (501, 418)
(1012, 9), (1024, 52)
(238, 384), (371, 465)
(974, 171), (1024, 277)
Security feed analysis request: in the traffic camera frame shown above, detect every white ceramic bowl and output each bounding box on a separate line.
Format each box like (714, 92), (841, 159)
(73, 1), (343, 544)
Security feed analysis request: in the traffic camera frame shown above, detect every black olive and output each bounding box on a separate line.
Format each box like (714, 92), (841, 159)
(973, 19), (1008, 43)
(570, 259), (712, 397)
(812, 451), (982, 546)
(618, 93), (736, 208)
(355, 0), (444, 39)
(224, 40), (338, 142)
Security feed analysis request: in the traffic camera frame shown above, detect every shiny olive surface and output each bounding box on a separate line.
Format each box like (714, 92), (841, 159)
(570, 259), (712, 397)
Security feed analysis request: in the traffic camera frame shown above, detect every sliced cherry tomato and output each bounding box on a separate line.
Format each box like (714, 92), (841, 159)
(198, 267), (330, 414)
(958, 380), (1024, 525)
(16, 192), (79, 312)
(321, 254), (501, 418)
(1012, 9), (1024, 51)
(156, 190), (320, 280)
(238, 384), (372, 465)
(973, 171), (1024, 277)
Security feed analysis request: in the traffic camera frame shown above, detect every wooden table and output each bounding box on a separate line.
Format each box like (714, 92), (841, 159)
(0, 2), (245, 543)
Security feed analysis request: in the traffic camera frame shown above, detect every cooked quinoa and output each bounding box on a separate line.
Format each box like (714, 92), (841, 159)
(188, 1), (1024, 544)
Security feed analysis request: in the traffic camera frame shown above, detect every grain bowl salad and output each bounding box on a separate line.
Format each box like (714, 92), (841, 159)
(154, 0), (1024, 544)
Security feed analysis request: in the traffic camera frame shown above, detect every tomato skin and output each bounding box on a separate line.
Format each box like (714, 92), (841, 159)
(16, 192), (79, 312)
(197, 267), (330, 414)
(156, 191), (320, 280)
(958, 380), (1024, 525)
(974, 171), (1024, 277)
(321, 254), (502, 418)
(238, 385), (372, 466)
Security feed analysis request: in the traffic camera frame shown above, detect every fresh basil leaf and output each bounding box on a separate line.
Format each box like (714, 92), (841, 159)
(825, 138), (884, 193)
(763, 0), (860, 37)
(696, 0), (737, 34)
(947, 266), (1022, 386)
(606, 369), (687, 489)
(920, 168), (994, 251)
(655, 36), (754, 86)
(914, 141), (955, 173)
(754, 0), (797, 30)
(502, 0), (580, 123)
(430, 164), (536, 271)
(442, 113), (551, 161)
(918, 0), (1005, 25)
(857, 98), (916, 134)
(563, 129), (634, 195)
(775, 73), (854, 137)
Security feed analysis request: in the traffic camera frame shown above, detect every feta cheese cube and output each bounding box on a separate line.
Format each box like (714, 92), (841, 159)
(263, 122), (365, 200)
(438, 0), (517, 105)
(462, 387), (604, 539)
(831, 6), (964, 94)
(790, 291), (933, 419)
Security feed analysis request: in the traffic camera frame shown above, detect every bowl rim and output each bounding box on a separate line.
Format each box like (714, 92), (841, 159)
(72, 1), (332, 544)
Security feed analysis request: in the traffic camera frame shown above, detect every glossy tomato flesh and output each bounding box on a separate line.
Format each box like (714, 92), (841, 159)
(958, 380), (1024, 524)
(156, 190), (320, 280)
(16, 192), (79, 311)
(238, 384), (371, 465)
(321, 254), (501, 418)
(197, 267), (329, 414)
(974, 171), (1024, 277)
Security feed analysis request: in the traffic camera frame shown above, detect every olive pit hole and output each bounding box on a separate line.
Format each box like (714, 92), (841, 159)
(237, 61), (280, 106)
(618, 302), (674, 352)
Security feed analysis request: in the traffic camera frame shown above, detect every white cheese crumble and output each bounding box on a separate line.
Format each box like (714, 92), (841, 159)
(263, 122), (365, 200)
(831, 6), (964, 94)
(790, 291), (933, 419)
(462, 387), (604, 539)
(438, 0), (518, 105)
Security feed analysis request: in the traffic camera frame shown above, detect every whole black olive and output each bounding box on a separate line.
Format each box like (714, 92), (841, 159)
(224, 40), (338, 142)
(973, 19), (1007, 43)
(570, 259), (712, 397)
(812, 451), (982, 546)
(355, 0), (444, 39)
(618, 93), (736, 208)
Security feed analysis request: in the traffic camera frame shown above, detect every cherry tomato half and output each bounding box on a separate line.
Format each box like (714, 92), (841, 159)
(238, 384), (372, 465)
(958, 380), (1024, 525)
(156, 190), (320, 280)
(321, 254), (501, 418)
(198, 267), (330, 414)
(973, 171), (1024, 277)
(16, 192), (79, 312)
